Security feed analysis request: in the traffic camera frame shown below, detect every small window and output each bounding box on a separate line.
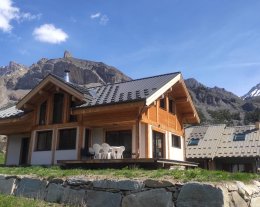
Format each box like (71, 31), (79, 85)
(188, 138), (200, 146)
(57, 128), (77, 150)
(69, 100), (77, 122)
(169, 99), (176, 114)
(160, 98), (165, 109)
(36, 131), (52, 151)
(39, 101), (47, 125)
(53, 93), (64, 124)
(172, 135), (181, 148)
(233, 134), (246, 141)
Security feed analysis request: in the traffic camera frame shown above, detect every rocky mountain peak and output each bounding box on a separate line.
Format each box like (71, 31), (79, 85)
(242, 83), (260, 100)
(64, 50), (72, 59)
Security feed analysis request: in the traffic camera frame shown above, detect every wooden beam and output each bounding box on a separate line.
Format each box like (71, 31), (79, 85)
(175, 97), (188, 104)
(72, 101), (144, 115)
(182, 112), (195, 119)
(38, 90), (49, 96)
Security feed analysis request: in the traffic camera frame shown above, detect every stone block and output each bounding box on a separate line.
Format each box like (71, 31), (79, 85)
(86, 190), (122, 207)
(93, 179), (144, 191)
(250, 196), (260, 207)
(61, 187), (86, 206)
(144, 179), (173, 188)
(0, 175), (16, 195)
(15, 177), (47, 200)
(231, 191), (247, 207)
(45, 183), (64, 203)
(122, 188), (174, 207)
(176, 182), (229, 207)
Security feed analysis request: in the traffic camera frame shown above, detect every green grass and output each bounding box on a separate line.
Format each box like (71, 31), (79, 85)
(0, 194), (63, 207)
(0, 165), (259, 183)
(0, 152), (4, 165)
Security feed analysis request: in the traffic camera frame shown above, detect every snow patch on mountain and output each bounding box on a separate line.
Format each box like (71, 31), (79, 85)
(242, 83), (260, 99)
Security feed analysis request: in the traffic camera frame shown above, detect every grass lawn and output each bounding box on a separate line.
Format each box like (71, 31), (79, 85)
(0, 152), (259, 183)
(0, 194), (64, 207)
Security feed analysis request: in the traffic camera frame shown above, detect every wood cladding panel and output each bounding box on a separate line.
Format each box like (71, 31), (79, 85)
(148, 105), (157, 122)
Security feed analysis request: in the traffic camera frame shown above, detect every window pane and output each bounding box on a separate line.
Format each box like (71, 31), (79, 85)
(172, 135), (181, 148)
(53, 93), (64, 124)
(188, 138), (199, 146)
(169, 99), (176, 114)
(160, 98), (165, 109)
(39, 101), (47, 125)
(36, 131), (52, 151)
(58, 128), (77, 150)
(233, 134), (245, 141)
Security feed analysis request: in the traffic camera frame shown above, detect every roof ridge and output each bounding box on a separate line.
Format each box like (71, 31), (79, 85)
(85, 71), (181, 90)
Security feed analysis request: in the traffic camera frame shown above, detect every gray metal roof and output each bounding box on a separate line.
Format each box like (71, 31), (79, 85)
(77, 72), (180, 108)
(0, 104), (24, 119)
(185, 124), (260, 159)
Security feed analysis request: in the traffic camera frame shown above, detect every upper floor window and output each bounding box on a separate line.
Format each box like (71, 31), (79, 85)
(69, 100), (77, 122)
(39, 101), (47, 125)
(172, 135), (181, 148)
(53, 93), (64, 124)
(169, 99), (176, 114)
(159, 98), (165, 109)
(36, 131), (52, 151)
(57, 128), (77, 150)
(188, 138), (200, 146)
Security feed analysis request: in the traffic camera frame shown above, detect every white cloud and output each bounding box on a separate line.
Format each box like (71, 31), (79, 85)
(100, 15), (109, 25)
(90, 12), (101, 19)
(0, 0), (41, 32)
(33, 24), (68, 44)
(90, 12), (109, 25)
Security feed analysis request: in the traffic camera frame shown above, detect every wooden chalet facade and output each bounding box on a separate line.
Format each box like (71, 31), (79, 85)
(0, 72), (199, 166)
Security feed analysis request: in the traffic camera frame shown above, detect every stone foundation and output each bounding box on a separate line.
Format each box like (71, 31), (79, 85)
(0, 174), (260, 207)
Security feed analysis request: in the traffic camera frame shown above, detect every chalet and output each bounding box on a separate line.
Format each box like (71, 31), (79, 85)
(185, 123), (260, 173)
(0, 72), (199, 166)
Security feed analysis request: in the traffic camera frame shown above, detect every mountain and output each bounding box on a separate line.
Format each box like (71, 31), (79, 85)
(0, 51), (131, 106)
(185, 78), (260, 125)
(242, 83), (260, 100)
(0, 52), (259, 125)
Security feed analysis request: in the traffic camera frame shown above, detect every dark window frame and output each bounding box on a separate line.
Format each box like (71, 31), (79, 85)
(172, 135), (181, 148)
(35, 130), (52, 151)
(52, 93), (64, 124)
(159, 98), (166, 110)
(168, 99), (176, 114)
(188, 138), (200, 146)
(38, 101), (47, 125)
(57, 128), (77, 150)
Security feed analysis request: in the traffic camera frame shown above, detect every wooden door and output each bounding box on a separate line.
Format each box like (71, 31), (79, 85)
(153, 131), (164, 158)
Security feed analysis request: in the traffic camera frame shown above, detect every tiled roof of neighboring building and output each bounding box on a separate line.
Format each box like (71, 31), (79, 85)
(0, 104), (24, 119)
(185, 124), (260, 159)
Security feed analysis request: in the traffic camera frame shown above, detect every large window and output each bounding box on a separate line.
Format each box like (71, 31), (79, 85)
(57, 128), (77, 150)
(106, 130), (132, 158)
(172, 135), (181, 148)
(39, 101), (47, 125)
(53, 93), (64, 124)
(36, 131), (52, 151)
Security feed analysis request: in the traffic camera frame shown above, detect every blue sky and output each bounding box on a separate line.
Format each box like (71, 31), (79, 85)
(0, 0), (259, 96)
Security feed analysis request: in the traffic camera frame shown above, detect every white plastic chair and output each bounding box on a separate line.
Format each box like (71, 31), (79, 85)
(113, 146), (125, 159)
(92, 143), (102, 159)
(101, 143), (111, 159)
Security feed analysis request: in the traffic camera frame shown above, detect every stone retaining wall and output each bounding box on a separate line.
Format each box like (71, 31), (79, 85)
(0, 174), (260, 207)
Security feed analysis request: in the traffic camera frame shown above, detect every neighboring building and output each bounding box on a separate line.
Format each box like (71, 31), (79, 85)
(185, 123), (260, 173)
(0, 72), (199, 165)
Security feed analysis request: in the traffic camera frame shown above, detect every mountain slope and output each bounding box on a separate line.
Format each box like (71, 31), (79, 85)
(242, 83), (260, 100)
